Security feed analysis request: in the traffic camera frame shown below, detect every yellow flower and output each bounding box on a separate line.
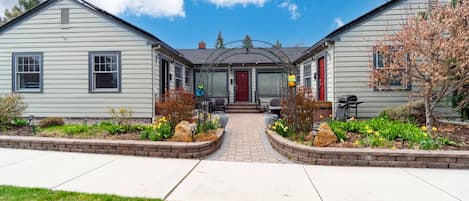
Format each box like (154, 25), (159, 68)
(423, 133), (428, 137)
(392, 146), (397, 150)
(354, 140), (360, 145)
(374, 131), (380, 136)
(432, 127), (438, 132)
(379, 137), (384, 141)
(421, 126), (428, 131)
(366, 129), (373, 134)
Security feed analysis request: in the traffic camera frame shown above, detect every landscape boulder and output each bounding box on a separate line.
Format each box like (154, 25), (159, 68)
(313, 123), (338, 147)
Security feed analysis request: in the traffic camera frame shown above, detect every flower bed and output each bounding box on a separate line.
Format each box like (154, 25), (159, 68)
(271, 117), (468, 150)
(0, 128), (224, 159)
(1, 115), (226, 158)
(266, 130), (469, 169)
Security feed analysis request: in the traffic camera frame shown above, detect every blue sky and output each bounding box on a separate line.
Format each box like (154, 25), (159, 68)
(122, 0), (389, 49)
(3, 0), (389, 49)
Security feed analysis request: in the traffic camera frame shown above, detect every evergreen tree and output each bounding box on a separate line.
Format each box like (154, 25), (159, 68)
(215, 31), (224, 48)
(273, 40), (282, 48)
(4, 0), (41, 21)
(243, 35), (253, 49)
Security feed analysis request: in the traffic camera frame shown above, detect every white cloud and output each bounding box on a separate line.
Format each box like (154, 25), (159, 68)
(207, 0), (268, 8)
(279, 1), (300, 20)
(0, 0), (20, 18)
(85, 0), (185, 19)
(334, 17), (345, 28)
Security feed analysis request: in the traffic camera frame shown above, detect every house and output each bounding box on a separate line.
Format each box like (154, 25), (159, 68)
(294, 0), (453, 118)
(0, 0), (452, 121)
(178, 45), (307, 106)
(0, 0), (192, 121)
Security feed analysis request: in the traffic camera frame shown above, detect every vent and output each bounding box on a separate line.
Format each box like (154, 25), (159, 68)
(61, 8), (70, 24)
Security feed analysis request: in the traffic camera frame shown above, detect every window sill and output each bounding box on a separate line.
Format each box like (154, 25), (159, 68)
(90, 89), (121, 93)
(14, 89), (42, 93)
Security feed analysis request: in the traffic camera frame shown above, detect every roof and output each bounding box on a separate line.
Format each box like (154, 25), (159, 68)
(178, 47), (308, 65)
(294, 0), (402, 64)
(0, 0), (192, 65)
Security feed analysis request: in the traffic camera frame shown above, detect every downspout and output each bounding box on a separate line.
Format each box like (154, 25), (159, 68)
(151, 48), (156, 122)
(152, 44), (162, 122)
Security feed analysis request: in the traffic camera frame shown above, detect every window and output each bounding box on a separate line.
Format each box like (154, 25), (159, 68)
(257, 72), (287, 97)
(185, 67), (190, 86)
(89, 52), (121, 92)
(13, 53), (43, 92)
(304, 63), (312, 89)
(373, 47), (410, 89)
(195, 71), (227, 97)
(175, 65), (183, 89)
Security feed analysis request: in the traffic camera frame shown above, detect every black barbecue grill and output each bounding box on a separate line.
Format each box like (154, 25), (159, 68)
(336, 95), (364, 121)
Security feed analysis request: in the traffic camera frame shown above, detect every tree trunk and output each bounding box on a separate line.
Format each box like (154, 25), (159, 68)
(424, 95), (433, 134)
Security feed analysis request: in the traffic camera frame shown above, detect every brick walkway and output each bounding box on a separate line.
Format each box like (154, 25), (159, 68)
(208, 114), (291, 163)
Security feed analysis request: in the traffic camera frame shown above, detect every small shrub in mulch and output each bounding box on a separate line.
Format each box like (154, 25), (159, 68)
(39, 117), (65, 128)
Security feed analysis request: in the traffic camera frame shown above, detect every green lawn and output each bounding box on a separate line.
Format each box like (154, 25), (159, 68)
(0, 185), (162, 201)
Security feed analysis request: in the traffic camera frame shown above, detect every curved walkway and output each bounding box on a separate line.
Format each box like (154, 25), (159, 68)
(208, 113), (291, 163)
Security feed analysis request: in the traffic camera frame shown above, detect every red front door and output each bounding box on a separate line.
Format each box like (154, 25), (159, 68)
(318, 57), (326, 101)
(235, 71), (249, 102)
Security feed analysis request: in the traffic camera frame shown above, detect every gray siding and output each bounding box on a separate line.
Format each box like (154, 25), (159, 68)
(332, 0), (430, 118)
(0, 0), (154, 118)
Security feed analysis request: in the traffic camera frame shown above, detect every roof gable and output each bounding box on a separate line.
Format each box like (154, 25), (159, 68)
(294, 0), (404, 63)
(0, 0), (191, 65)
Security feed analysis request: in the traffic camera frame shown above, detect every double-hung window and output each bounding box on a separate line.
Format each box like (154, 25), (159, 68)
(13, 53), (43, 92)
(373, 47), (410, 90)
(89, 52), (121, 93)
(304, 63), (312, 89)
(175, 65), (183, 89)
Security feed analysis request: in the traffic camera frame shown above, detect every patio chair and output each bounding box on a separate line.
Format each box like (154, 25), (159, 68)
(212, 98), (226, 112)
(268, 98), (282, 116)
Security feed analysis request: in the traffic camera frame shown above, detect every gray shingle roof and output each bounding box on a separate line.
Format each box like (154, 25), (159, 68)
(178, 47), (308, 65)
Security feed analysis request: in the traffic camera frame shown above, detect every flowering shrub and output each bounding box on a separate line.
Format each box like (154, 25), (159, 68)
(109, 106), (133, 127)
(328, 117), (455, 150)
(0, 94), (27, 125)
(141, 117), (173, 141)
(271, 119), (293, 138)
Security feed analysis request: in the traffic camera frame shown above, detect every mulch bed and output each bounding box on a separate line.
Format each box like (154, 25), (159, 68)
(1, 127), (219, 142)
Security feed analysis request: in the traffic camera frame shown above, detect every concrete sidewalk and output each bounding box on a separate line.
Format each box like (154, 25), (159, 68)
(0, 148), (468, 201)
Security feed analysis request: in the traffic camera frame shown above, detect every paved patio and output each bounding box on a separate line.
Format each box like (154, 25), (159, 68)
(208, 113), (291, 163)
(1, 148), (468, 201)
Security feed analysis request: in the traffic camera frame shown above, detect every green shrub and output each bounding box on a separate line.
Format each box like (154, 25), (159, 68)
(141, 127), (163, 141)
(379, 101), (425, 124)
(271, 119), (294, 138)
(105, 125), (125, 135)
(11, 118), (28, 126)
(328, 117), (441, 150)
(64, 125), (89, 135)
(0, 94), (27, 124)
(196, 114), (220, 134)
(39, 117), (65, 128)
(328, 121), (347, 141)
